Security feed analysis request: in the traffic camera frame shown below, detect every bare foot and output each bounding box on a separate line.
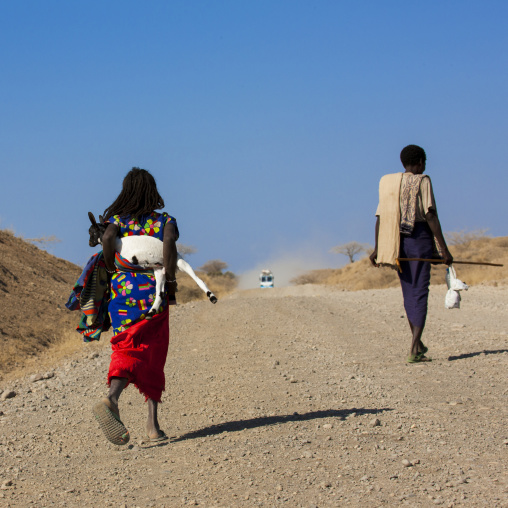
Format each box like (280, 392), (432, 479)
(146, 423), (167, 441)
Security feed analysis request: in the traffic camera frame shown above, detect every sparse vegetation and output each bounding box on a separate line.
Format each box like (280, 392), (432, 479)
(176, 243), (197, 259)
(290, 269), (336, 286)
(330, 241), (372, 263)
(26, 235), (62, 248)
(199, 259), (229, 276)
(294, 235), (508, 290)
(0, 229), (82, 378)
(445, 229), (490, 247)
(177, 266), (237, 303)
(0, 230), (238, 377)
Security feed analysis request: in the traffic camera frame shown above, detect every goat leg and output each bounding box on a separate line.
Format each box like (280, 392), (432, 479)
(177, 257), (218, 304)
(146, 267), (166, 318)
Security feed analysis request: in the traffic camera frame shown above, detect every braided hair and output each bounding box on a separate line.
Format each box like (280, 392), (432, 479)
(103, 167), (165, 220)
(400, 145), (426, 168)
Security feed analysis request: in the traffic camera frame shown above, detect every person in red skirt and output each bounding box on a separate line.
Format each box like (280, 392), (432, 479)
(92, 167), (178, 445)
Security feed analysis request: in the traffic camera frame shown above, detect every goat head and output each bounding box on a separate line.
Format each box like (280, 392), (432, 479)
(88, 211), (106, 247)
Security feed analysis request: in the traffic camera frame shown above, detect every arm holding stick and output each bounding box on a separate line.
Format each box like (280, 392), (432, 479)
(370, 211), (453, 267)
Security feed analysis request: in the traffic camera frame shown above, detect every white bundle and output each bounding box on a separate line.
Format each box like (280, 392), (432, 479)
(445, 265), (469, 309)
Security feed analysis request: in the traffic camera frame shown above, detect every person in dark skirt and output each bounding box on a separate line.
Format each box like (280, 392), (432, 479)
(370, 145), (453, 363)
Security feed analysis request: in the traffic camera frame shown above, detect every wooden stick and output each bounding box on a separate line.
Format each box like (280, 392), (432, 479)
(397, 258), (504, 267)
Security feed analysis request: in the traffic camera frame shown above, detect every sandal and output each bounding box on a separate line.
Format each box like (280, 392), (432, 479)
(407, 353), (432, 363)
(93, 399), (130, 446)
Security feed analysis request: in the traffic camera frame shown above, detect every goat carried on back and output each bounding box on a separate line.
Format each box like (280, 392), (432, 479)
(88, 212), (217, 318)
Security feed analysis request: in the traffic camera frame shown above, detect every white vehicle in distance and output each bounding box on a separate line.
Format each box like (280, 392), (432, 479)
(259, 269), (274, 288)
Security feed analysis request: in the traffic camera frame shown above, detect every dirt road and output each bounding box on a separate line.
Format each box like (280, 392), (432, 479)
(0, 284), (507, 507)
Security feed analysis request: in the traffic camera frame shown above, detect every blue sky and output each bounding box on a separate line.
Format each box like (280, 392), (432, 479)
(1, 1), (507, 282)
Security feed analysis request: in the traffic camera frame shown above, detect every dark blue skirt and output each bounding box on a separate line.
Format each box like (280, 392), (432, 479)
(398, 222), (434, 328)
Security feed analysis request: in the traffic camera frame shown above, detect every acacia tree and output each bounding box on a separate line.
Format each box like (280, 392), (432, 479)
(330, 241), (371, 263)
(176, 243), (197, 259)
(199, 259), (228, 276)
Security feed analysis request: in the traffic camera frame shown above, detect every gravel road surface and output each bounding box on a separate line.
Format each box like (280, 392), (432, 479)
(1, 284), (507, 507)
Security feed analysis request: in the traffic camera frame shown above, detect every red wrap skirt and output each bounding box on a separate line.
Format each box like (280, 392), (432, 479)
(107, 307), (169, 402)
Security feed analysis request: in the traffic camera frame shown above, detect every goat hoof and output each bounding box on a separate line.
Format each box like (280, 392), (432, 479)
(209, 295), (218, 304)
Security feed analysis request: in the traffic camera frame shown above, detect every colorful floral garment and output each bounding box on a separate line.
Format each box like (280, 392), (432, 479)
(106, 212), (177, 335)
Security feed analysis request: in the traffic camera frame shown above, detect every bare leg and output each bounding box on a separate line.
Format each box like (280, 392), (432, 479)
(410, 324), (424, 357)
(408, 320), (426, 356)
(177, 257), (217, 302)
(146, 399), (166, 440)
(93, 377), (130, 445)
(147, 267), (166, 317)
(107, 377), (128, 416)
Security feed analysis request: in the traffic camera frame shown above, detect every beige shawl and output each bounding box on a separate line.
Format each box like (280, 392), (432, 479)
(376, 172), (403, 267)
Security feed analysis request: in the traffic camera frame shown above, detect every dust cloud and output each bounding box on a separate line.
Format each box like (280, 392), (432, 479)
(238, 249), (339, 289)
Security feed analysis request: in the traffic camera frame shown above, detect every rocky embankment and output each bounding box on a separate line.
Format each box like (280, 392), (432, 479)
(0, 230), (81, 376)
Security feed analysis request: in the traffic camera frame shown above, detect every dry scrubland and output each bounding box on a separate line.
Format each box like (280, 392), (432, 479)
(0, 230), (237, 379)
(0, 230), (507, 507)
(177, 271), (237, 306)
(292, 236), (508, 290)
(0, 230), (82, 377)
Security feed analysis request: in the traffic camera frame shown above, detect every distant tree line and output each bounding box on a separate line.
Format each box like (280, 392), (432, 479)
(177, 243), (235, 279)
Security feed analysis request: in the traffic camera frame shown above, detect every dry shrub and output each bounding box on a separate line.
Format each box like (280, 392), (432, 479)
(440, 235), (508, 286)
(26, 235), (62, 248)
(176, 270), (238, 304)
(199, 259), (228, 276)
(291, 269), (336, 285)
(176, 243), (197, 257)
(292, 236), (508, 290)
(325, 258), (400, 290)
(445, 229), (490, 247)
(292, 258), (399, 290)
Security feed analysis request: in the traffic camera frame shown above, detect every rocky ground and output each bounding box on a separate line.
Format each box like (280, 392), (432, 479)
(0, 284), (507, 507)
